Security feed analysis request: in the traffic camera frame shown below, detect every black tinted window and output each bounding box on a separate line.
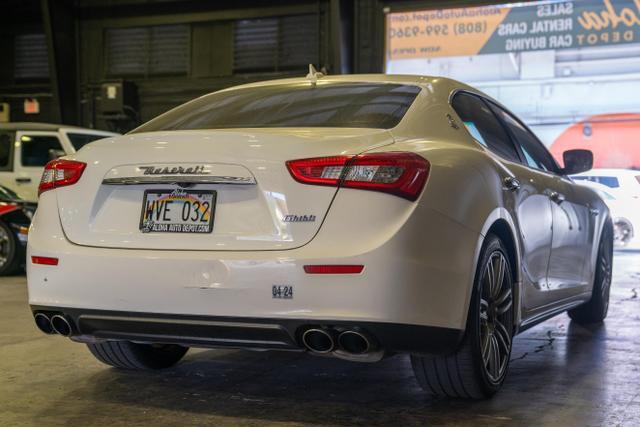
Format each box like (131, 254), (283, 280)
(489, 104), (558, 173)
(573, 176), (619, 188)
(0, 133), (13, 170)
(67, 133), (107, 150)
(451, 93), (520, 163)
(133, 83), (421, 132)
(20, 135), (63, 167)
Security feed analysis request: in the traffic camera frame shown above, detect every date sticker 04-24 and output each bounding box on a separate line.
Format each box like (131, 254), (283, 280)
(272, 285), (293, 299)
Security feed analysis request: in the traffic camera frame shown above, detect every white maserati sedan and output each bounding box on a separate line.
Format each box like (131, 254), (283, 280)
(27, 74), (612, 398)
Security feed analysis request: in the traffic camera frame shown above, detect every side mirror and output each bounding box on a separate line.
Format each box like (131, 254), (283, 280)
(48, 149), (66, 161)
(562, 149), (593, 175)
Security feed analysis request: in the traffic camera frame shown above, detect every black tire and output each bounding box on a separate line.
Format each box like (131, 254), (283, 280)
(411, 234), (515, 399)
(0, 221), (21, 276)
(87, 341), (188, 370)
(568, 221), (613, 324)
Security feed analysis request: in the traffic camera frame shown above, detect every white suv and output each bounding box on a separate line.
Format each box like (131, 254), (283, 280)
(572, 168), (640, 199)
(0, 123), (118, 201)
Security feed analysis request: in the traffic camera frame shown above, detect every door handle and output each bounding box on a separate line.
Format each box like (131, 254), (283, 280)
(15, 177), (31, 184)
(589, 208), (599, 216)
(548, 191), (565, 204)
(503, 176), (521, 191)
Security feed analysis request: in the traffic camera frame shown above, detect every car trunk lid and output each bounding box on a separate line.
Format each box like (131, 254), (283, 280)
(56, 128), (394, 250)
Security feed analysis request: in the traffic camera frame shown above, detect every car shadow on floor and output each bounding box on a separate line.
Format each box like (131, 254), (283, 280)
(32, 319), (616, 426)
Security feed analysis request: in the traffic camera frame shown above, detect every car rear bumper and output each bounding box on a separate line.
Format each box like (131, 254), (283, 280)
(27, 191), (482, 341)
(29, 305), (463, 356)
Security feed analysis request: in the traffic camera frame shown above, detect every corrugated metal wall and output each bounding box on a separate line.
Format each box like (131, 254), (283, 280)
(14, 34), (50, 80)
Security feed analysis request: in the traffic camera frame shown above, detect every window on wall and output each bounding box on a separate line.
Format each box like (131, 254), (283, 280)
(14, 34), (49, 80)
(233, 14), (319, 72)
(105, 24), (189, 76)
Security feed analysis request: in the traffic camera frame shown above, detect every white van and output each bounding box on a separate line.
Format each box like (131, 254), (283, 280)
(0, 123), (118, 202)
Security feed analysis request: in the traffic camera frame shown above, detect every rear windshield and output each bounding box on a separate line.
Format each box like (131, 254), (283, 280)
(132, 82), (421, 132)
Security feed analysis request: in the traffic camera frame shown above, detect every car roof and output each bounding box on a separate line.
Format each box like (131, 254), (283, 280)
(574, 168), (640, 177)
(0, 122), (113, 133)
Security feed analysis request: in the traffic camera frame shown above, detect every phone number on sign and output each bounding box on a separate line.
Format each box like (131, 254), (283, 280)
(389, 21), (488, 38)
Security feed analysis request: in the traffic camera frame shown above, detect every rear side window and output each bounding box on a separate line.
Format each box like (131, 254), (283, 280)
(0, 133), (13, 171)
(132, 83), (421, 132)
(67, 133), (107, 150)
(488, 103), (558, 173)
(451, 93), (520, 163)
(20, 135), (64, 167)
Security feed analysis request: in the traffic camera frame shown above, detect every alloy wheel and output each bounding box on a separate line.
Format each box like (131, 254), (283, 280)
(0, 226), (9, 268)
(479, 251), (513, 383)
(613, 220), (632, 246)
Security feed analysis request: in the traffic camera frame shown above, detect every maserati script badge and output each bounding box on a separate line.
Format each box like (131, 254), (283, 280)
(139, 165), (208, 175)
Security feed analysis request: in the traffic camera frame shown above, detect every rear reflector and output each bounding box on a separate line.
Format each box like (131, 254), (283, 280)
(31, 256), (59, 266)
(286, 152), (429, 201)
(38, 159), (87, 196)
(304, 265), (364, 274)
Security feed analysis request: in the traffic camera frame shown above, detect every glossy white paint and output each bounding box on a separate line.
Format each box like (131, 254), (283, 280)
(27, 75), (609, 333)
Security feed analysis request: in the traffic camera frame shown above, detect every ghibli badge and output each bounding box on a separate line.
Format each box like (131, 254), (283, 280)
(283, 214), (316, 223)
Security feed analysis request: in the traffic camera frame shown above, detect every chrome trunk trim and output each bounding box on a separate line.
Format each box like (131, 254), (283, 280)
(102, 175), (256, 185)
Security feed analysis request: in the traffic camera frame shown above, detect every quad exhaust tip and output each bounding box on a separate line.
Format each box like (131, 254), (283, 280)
(338, 330), (371, 354)
(302, 328), (335, 354)
(34, 313), (55, 335)
(50, 315), (73, 337)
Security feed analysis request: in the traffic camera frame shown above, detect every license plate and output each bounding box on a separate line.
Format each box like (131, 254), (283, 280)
(139, 189), (216, 234)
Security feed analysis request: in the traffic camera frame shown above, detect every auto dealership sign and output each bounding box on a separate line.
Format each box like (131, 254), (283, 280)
(387, 0), (640, 59)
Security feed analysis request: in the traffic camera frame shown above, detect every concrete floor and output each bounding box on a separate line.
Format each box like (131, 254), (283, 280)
(1, 253), (639, 427)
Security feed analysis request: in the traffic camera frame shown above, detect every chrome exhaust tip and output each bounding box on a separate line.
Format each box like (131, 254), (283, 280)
(34, 313), (55, 335)
(338, 330), (372, 354)
(302, 328), (335, 353)
(50, 315), (73, 337)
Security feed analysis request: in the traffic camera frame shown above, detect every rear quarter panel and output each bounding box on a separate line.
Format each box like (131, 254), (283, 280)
(382, 88), (516, 328)
(570, 180), (611, 286)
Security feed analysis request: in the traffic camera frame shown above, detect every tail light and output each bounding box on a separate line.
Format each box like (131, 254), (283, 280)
(38, 159), (87, 196)
(286, 152), (429, 201)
